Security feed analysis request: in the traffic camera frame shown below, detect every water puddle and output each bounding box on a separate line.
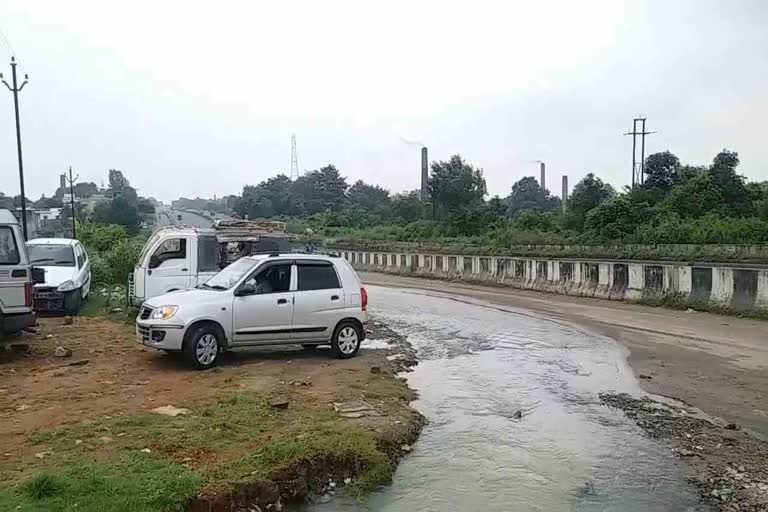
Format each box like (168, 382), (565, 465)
(297, 286), (704, 511)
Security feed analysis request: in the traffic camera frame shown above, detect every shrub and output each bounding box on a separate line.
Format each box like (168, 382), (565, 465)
(103, 238), (143, 285)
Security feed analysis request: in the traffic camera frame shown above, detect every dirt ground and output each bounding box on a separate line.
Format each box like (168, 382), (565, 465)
(360, 272), (768, 436)
(0, 315), (421, 509)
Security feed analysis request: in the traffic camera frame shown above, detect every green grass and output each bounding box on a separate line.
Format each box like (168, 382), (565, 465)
(4, 392), (418, 510)
(0, 454), (201, 512)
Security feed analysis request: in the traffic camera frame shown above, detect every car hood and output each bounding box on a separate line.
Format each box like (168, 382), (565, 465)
(34, 266), (77, 288)
(145, 288), (227, 308)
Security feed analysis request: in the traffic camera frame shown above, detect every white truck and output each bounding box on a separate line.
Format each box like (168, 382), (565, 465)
(0, 209), (43, 337)
(128, 220), (290, 306)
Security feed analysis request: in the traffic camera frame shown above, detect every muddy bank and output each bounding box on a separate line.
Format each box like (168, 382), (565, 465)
(0, 316), (425, 511)
(601, 393), (768, 511)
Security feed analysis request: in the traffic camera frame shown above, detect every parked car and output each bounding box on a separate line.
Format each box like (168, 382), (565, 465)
(136, 253), (368, 369)
(26, 238), (91, 315)
(128, 220), (290, 306)
(0, 209), (41, 336)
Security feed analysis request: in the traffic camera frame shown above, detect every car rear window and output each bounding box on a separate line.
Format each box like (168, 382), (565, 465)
(297, 263), (341, 291)
(0, 227), (20, 265)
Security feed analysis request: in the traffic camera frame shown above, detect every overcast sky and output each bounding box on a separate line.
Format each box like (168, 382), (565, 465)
(0, 0), (766, 203)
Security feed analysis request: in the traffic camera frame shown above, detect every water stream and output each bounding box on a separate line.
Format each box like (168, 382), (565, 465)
(299, 286), (703, 511)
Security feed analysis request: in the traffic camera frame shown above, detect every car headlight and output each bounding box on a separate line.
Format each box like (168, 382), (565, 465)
(57, 280), (77, 292)
(151, 305), (178, 320)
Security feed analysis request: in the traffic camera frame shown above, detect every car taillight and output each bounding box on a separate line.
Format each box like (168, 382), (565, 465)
(361, 287), (368, 311)
(24, 282), (33, 307)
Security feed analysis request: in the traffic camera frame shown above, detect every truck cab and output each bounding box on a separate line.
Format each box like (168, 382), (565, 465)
(129, 220), (290, 306)
(0, 209), (38, 337)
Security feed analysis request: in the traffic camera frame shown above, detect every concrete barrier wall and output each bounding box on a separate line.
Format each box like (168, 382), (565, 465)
(341, 250), (768, 314)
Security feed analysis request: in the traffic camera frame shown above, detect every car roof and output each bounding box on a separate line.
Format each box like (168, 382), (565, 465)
(26, 238), (79, 246)
(244, 253), (338, 262)
(0, 208), (20, 225)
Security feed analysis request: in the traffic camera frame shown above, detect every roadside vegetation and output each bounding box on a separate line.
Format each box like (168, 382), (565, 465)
(183, 149), (768, 256)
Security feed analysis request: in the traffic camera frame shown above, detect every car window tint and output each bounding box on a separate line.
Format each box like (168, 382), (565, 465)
(245, 263), (291, 294)
(297, 264), (340, 291)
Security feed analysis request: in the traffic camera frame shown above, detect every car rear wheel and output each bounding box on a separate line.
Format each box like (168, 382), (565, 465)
(183, 325), (222, 370)
(331, 321), (362, 359)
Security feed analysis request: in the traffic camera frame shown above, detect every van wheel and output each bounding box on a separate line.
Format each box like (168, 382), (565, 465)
(331, 321), (362, 359)
(63, 289), (82, 316)
(183, 324), (222, 370)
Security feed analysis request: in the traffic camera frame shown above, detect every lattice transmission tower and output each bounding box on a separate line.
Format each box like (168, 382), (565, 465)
(289, 134), (299, 180)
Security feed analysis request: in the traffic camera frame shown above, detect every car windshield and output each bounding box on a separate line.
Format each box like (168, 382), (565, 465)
(199, 257), (259, 290)
(27, 244), (75, 267)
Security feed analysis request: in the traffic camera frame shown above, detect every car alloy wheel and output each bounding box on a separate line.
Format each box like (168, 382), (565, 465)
(196, 333), (218, 366)
(337, 326), (359, 355)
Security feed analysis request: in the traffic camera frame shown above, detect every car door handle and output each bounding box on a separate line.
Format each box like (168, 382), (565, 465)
(331, 295), (339, 301)
(277, 298), (288, 304)
(181, 268), (189, 272)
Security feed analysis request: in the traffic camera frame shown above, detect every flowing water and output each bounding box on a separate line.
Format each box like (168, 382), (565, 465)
(300, 286), (704, 511)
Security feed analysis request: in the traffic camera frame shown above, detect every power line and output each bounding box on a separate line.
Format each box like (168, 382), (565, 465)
(0, 26), (16, 57)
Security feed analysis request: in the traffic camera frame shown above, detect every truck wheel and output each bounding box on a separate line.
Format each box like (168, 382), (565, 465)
(330, 321), (362, 359)
(63, 289), (82, 316)
(183, 324), (222, 370)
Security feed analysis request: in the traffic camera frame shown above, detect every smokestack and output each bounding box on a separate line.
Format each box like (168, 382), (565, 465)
(562, 175), (569, 213)
(60, 174), (66, 191)
(540, 162), (546, 190)
(420, 147), (428, 200)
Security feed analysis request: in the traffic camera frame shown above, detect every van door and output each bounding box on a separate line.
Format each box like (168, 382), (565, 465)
(195, 235), (220, 286)
(291, 261), (345, 341)
(144, 236), (192, 299)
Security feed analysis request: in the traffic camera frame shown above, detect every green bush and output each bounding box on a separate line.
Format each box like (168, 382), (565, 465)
(103, 238), (143, 285)
(78, 222), (129, 253)
(89, 252), (113, 285)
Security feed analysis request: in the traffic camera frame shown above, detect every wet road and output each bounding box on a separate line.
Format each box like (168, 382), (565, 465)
(301, 285), (703, 511)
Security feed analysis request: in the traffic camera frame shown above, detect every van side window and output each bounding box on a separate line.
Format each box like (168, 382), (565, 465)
(0, 227), (20, 265)
(149, 238), (187, 269)
(197, 236), (220, 272)
(297, 263), (340, 291)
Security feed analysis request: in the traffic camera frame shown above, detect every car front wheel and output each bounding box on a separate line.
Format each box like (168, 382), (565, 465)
(183, 325), (222, 370)
(331, 321), (362, 359)
(63, 289), (82, 316)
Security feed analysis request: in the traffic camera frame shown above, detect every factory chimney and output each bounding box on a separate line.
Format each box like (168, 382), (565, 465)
(540, 162), (546, 191)
(562, 175), (569, 213)
(420, 147), (429, 200)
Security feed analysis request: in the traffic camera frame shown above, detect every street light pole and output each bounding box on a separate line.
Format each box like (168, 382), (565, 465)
(1, 57), (29, 240)
(65, 166), (79, 238)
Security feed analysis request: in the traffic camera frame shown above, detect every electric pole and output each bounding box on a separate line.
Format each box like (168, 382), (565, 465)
(1, 57), (29, 239)
(623, 117), (655, 189)
(65, 166), (79, 238)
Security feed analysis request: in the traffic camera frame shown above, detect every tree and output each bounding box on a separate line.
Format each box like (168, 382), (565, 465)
(505, 176), (560, 218)
(390, 192), (426, 223)
(709, 150), (750, 217)
(234, 174), (295, 219)
(564, 173), (615, 229)
(347, 180), (390, 207)
(661, 171), (724, 218)
(643, 151), (680, 191)
(583, 195), (651, 241)
(92, 195), (142, 234)
(33, 196), (63, 208)
(429, 155), (487, 220)
(291, 165), (348, 215)
(108, 169), (130, 193)
(73, 182), (99, 198)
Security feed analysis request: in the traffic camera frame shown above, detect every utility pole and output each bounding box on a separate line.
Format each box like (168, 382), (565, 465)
(1, 57), (29, 239)
(623, 117), (655, 189)
(65, 166), (78, 238)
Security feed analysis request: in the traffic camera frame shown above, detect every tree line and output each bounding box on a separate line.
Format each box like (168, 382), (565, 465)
(227, 148), (768, 245)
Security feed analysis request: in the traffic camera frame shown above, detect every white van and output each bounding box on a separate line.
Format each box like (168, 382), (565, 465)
(129, 220), (290, 306)
(0, 209), (39, 336)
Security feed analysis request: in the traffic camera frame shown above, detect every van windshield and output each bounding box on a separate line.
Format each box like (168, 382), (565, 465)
(199, 257), (259, 290)
(28, 244), (76, 267)
(0, 227), (20, 265)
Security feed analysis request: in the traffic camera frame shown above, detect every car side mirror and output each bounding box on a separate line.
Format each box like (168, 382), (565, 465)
(236, 283), (256, 296)
(31, 267), (45, 284)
